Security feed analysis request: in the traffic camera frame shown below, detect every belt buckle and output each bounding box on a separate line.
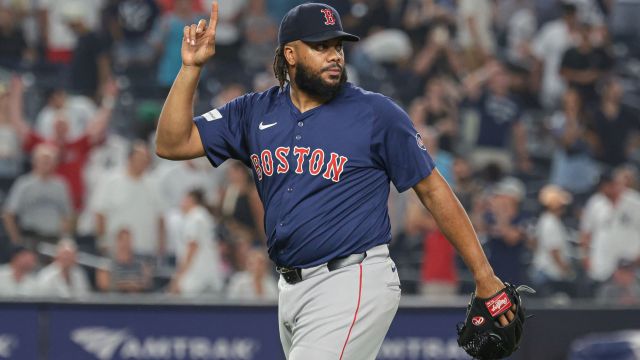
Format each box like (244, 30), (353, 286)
(277, 266), (303, 284)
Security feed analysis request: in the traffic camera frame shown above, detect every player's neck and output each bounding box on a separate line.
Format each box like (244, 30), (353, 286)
(288, 83), (327, 113)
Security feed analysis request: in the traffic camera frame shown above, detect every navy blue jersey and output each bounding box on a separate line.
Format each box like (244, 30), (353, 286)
(194, 82), (435, 267)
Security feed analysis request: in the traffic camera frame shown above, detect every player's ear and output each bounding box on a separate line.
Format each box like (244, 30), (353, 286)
(284, 43), (296, 66)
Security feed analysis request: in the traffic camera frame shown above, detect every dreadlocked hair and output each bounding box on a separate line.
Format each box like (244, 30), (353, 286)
(273, 45), (289, 89)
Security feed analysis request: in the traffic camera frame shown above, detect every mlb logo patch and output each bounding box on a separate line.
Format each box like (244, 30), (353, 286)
(201, 109), (223, 122)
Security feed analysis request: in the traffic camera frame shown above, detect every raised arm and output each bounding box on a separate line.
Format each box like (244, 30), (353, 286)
(413, 170), (515, 325)
(155, 1), (219, 160)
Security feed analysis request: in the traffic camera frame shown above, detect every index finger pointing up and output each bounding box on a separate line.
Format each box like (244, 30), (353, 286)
(207, 0), (218, 34)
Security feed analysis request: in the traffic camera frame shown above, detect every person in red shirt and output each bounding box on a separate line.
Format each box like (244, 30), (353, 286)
(10, 79), (117, 211)
(421, 212), (458, 298)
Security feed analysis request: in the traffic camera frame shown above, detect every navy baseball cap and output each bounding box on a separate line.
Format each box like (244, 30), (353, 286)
(278, 3), (359, 45)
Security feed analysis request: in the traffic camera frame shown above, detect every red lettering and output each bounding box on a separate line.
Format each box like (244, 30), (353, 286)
(250, 154), (263, 181)
(261, 149), (274, 176)
(293, 147), (311, 174)
(275, 147), (290, 174)
(308, 149), (325, 176)
(322, 153), (348, 182)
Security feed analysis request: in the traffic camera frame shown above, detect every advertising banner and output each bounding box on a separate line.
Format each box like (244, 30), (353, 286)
(380, 308), (471, 360)
(0, 306), (39, 360)
(47, 305), (284, 360)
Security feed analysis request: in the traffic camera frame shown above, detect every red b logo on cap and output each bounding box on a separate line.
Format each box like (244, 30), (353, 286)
(321, 8), (335, 25)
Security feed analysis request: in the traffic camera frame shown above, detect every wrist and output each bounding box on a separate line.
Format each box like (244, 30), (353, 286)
(181, 64), (204, 73)
(472, 266), (495, 283)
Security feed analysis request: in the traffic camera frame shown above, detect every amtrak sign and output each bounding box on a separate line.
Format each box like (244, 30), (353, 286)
(70, 327), (259, 360)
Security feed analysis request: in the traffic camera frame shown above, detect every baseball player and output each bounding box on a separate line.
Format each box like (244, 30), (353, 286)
(156, 2), (514, 359)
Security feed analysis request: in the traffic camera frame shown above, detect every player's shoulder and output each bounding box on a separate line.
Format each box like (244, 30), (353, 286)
(342, 83), (406, 115)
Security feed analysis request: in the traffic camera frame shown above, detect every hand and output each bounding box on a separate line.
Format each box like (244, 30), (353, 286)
(182, 1), (218, 67)
(475, 274), (516, 327)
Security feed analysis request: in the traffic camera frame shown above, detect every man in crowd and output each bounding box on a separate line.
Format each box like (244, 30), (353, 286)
(169, 189), (223, 296)
(2, 144), (73, 246)
(36, 238), (90, 298)
(0, 245), (38, 297)
(93, 141), (166, 261)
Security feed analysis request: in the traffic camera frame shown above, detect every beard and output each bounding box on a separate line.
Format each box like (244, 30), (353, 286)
(293, 61), (347, 101)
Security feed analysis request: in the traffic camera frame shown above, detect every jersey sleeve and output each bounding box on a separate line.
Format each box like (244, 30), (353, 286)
(371, 96), (436, 193)
(193, 93), (254, 167)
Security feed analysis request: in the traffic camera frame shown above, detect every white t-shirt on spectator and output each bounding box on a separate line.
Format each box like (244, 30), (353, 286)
(35, 95), (97, 141)
(0, 265), (38, 297)
(76, 134), (130, 236)
(531, 19), (576, 108)
(533, 212), (571, 281)
(226, 271), (278, 301)
(36, 263), (90, 298)
(92, 171), (165, 257)
(152, 159), (223, 253)
(37, 0), (103, 51)
(581, 191), (640, 281)
(177, 206), (223, 295)
(457, 0), (495, 53)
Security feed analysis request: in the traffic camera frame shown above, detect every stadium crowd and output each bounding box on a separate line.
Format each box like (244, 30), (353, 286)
(1, 0), (640, 304)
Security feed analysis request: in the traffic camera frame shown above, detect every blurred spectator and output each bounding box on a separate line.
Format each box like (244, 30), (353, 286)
(481, 177), (529, 285)
(420, 126), (454, 185)
(548, 88), (599, 195)
(532, 185), (575, 296)
(11, 79), (117, 210)
(391, 195), (430, 294)
(36, 238), (90, 298)
(590, 77), (640, 167)
(157, 0), (205, 14)
(2, 144), (72, 246)
(94, 141), (166, 260)
(559, 22), (612, 105)
(0, 245), (37, 297)
(451, 156), (483, 212)
(0, 5), (33, 68)
(65, 8), (112, 100)
(500, 0), (537, 65)
(0, 77), (23, 195)
(596, 260), (640, 305)
(420, 214), (458, 298)
(35, 87), (98, 141)
(531, 2), (580, 109)
(96, 228), (153, 293)
(203, 0), (247, 64)
(219, 161), (264, 242)
(227, 247), (277, 300)
(463, 60), (531, 173)
(580, 170), (640, 284)
(153, 158), (222, 257)
(409, 77), (459, 153)
(151, 0), (205, 93)
(411, 21), (461, 81)
(37, 0), (102, 64)
(239, 0), (278, 72)
(169, 189), (223, 296)
(105, 0), (160, 68)
(456, 0), (494, 69)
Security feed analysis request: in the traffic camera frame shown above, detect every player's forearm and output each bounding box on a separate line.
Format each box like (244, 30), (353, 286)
(156, 65), (202, 158)
(413, 171), (495, 282)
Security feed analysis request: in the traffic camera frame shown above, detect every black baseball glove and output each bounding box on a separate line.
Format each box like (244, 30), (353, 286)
(456, 283), (535, 360)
